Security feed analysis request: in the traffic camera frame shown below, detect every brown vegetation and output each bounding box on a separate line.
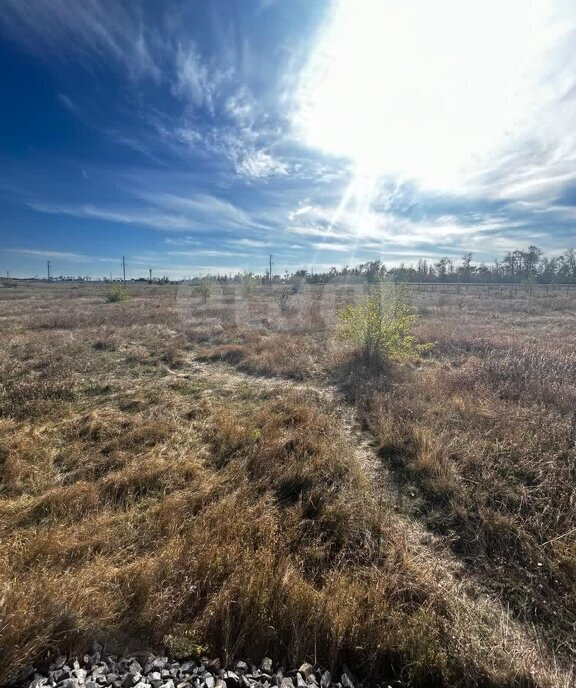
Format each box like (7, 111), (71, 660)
(0, 282), (574, 687)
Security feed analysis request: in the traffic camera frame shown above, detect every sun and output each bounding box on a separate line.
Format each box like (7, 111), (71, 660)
(296, 0), (554, 191)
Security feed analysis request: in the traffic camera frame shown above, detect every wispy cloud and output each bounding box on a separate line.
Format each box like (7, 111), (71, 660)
(0, 0), (161, 80)
(58, 93), (84, 119)
(168, 124), (289, 180)
(172, 42), (229, 112)
(28, 202), (196, 231)
(0, 0), (294, 184)
(312, 242), (353, 252)
(28, 190), (265, 232)
(5, 247), (90, 261)
(137, 192), (257, 228)
(236, 149), (288, 179)
(167, 249), (248, 258)
(225, 88), (256, 126)
(228, 238), (270, 248)
(3, 248), (118, 263)
(164, 237), (201, 246)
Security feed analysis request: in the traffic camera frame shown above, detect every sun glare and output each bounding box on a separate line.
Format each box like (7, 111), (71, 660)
(297, 0), (555, 190)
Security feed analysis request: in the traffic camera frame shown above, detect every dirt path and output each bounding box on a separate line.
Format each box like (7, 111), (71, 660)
(165, 355), (572, 687)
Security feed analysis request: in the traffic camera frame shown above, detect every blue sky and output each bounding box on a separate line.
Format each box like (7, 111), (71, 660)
(0, 0), (575, 279)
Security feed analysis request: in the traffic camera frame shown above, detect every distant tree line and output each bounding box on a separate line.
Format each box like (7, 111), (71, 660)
(199, 246), (576, 285)
(10, 245), (574, 285)
(295, 246), (576, 285)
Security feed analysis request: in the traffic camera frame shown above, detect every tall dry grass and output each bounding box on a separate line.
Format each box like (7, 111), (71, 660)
(344, 295), (576, 659)
(0, 283), (574, 687)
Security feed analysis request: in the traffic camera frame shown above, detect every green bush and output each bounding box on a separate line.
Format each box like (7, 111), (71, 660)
(241, 272), (257, 299)
(273, 287), (295, 315)
(198, 280), (212, 303)
(338, 284), (431, 362)
(104, 286), (128, 303)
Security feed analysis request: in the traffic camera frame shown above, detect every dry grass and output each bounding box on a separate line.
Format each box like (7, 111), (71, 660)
(0, 283), (574, 687)
(345, 293), (576, 659)
(198, 334), (327, 380)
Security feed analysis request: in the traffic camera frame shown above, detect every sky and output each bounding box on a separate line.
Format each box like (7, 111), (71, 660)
(1, 0), (576, 279)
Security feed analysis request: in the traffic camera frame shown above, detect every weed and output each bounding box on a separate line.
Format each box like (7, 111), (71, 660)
(241, 272), (257, 299)
(338, 284), (432, 363)
(198, 281), (212, 303)
(273, 287), (295, 315)
(104, 286), (128, 303)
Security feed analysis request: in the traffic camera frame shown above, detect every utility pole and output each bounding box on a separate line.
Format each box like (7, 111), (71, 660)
(149, 268), (152, 283)
(269, 254), (273, 284)
(122, 256), (126, 284)
(47, 260), (51, 281)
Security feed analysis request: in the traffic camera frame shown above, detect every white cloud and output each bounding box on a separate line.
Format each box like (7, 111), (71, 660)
(174, 127), (204, 147)
(167, 249), (248, 257)
(289, 205), (315, 220)
(291, 0), (576, 233)
(3, 248), (119, 263)
(312, 242), (353, 252)
(29, 190), (263, 233)
(225, 88), (256, 125)
(156, 121), (289, 180)
(6, 248), (90, 261)
(164, 237), (201, 246)
(0, 0), (161, 80)
(297, 0), (568, 188)
(498, 168), (576, 202)
(137, 191), (260, 229)
(219, 134), (289, 180)
(286, 200), (546, 252)
(289, 225), (347, 239)
(172, 43), (229, 111)
(28, 202), (196, 231)
(228, 238), (270, 248)
(236, 150), (288, 179)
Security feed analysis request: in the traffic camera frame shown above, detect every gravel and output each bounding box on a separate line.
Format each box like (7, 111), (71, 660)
(16, 644), (397, 688)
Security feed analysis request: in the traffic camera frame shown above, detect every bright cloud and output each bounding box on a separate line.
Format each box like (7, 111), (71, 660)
(296, 0), (567, 191)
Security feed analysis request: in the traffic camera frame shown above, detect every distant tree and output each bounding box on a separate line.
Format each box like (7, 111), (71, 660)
(434, 257), (450, 282)
(458, 253), (474, 281)
(524, 246), (543, 279)
(564, 248), (576, 280)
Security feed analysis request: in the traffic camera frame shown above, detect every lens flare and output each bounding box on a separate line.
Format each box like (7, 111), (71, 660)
(297, 0), (555, 191)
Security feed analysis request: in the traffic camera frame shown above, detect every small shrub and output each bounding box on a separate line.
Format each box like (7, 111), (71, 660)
(104, 286), (128, 303)
(198, 281), (212, 304)
(291, 276), (306, 294)
(93, 338), (117, 352)
(273, 287), (295, 315)
(338, 284), (431, 363)
(241, 272), (256, 300)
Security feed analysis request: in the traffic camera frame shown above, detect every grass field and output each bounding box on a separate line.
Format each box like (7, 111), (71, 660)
(0, 281), (574, 687)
